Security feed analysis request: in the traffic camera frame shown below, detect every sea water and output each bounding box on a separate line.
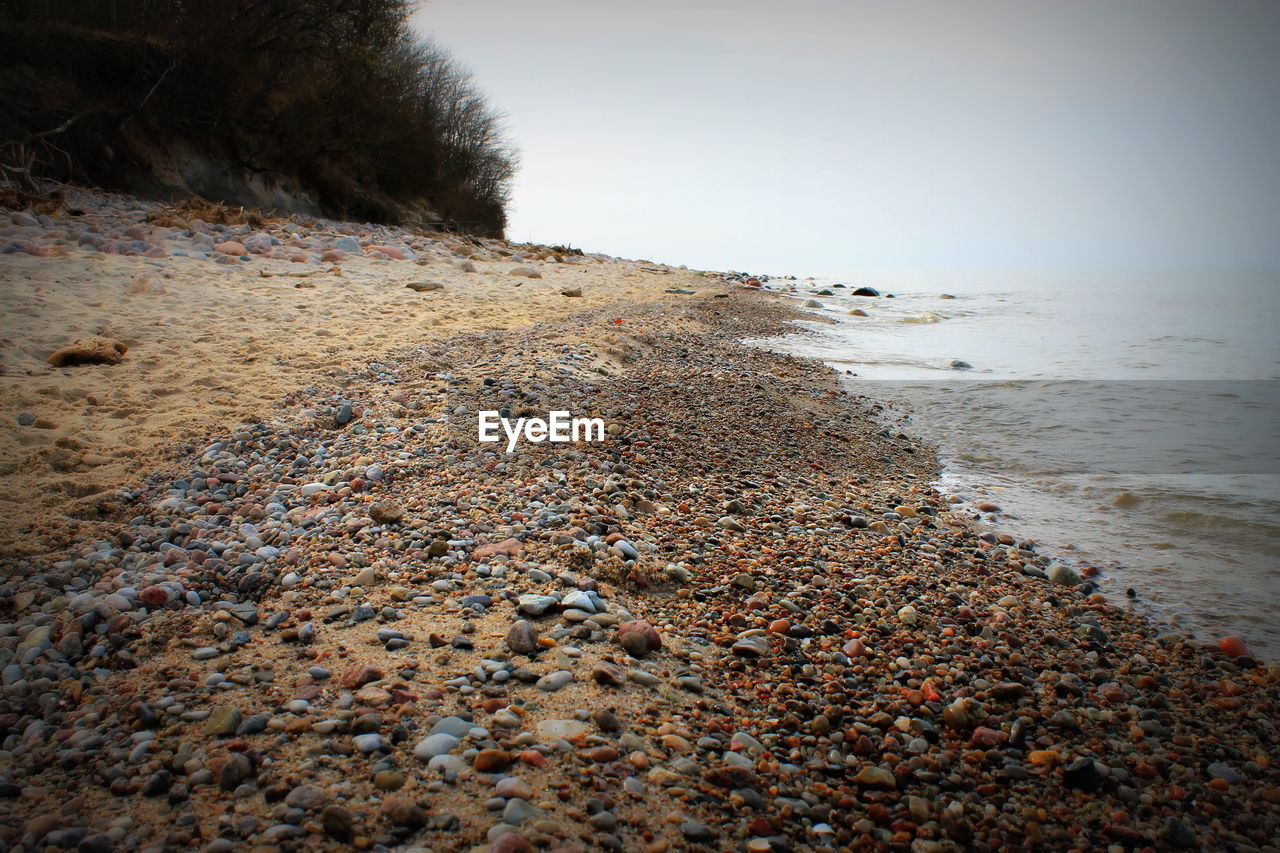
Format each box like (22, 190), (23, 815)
(760, 273), (1280, 657)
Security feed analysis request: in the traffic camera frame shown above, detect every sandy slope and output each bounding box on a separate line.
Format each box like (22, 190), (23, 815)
(0, 191), (717, 558)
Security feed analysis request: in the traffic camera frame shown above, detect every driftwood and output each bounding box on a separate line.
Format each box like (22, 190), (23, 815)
(1, 112), (88, 199)
(258, 268), (340, 279)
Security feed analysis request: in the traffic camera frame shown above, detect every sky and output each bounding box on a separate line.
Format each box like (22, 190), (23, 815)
(412, 1), (1280, 281)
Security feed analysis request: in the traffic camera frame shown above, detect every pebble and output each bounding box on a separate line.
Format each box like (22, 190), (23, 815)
(536, 719), (589, 739)
(854, 766), (896, 788)
(414, 733), (461, 760)
(474, 749), (511, 771)
(352, 733), (382, 752)
(285, 785), (325, 810)
(495, 776), (532, 799)
(591, 660), (627, 686)
(681, 821), (715, 841)
(1047, 562), (1082, 586)
(617, 619), (661, 657)
(535, 670), (573, 691)
(502, 797), (543, 824)
(517, 594), (557, 616)
(0, 229), (1274, 853)
(730, 633), (770, 658)
(321, 805), (355, 840)
(219, 753), (252, 790)
(205, 706), (241, 736)
(505, 620), (540, 655)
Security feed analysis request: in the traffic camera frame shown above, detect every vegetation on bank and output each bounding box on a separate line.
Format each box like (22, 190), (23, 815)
(0, 0), (518, 235)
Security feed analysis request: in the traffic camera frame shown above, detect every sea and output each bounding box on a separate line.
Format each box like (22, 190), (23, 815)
(758, 273), (1280, 659)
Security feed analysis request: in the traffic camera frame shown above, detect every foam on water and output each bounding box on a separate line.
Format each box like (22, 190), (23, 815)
(759, 273), (1280, 657)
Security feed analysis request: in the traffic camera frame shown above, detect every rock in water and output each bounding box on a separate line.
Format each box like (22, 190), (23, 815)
(852, 286), (880, 296)
(1218, 636), (1252, 658)
(1047, 563), (1081, 586)
(47, 336), (128, 367)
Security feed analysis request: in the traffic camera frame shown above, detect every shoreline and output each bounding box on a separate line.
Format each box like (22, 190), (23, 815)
(754, 282), (1280, 661)
(2, 196), (1279, 851)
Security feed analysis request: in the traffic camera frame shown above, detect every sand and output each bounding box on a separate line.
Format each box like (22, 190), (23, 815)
(2, 288), (1275, 852)
(0, 191), (720, 558)
(3, 192), (1278, 853)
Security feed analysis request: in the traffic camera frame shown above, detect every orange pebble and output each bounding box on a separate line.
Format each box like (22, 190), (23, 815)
(1219, 636), (1251, 658)
(516, 750), (545, 767)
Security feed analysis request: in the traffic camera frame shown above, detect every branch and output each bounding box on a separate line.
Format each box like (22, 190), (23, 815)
(120, 59), (179, 130)
(20, 114), (81, 145)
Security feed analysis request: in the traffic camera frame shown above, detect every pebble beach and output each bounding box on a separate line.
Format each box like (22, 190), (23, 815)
(2, 193), (1279, 853)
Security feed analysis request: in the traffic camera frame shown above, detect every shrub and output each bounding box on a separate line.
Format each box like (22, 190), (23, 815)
(0, 0), (518, 235)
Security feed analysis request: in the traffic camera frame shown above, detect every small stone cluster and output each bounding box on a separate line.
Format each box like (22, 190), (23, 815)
(0, 290), (1277, 852)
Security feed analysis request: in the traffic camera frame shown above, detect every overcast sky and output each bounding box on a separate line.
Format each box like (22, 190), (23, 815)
(412, 1), (1280, 280)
